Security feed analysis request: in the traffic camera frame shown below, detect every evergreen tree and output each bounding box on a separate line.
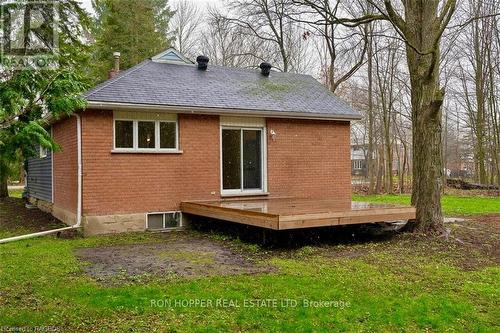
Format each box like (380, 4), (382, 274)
(0, 0), (91, 197)
(92, 0), (174, 81)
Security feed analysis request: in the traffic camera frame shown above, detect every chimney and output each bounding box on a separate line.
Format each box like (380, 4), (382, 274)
(196, 55), (209, 70)
(113, 52), (121, 72)
(108, 52), (121, 79)
(260, 62), (272, 76)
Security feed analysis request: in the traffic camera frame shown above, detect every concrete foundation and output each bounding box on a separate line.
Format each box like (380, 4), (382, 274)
(28, 197), (53, 214)
(82, 213), (146, 236)
(27, 196), (185, 236)
(52, 205), (77, 226)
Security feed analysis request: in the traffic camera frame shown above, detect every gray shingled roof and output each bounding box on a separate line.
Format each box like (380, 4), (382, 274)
(85, 60), (360, 119)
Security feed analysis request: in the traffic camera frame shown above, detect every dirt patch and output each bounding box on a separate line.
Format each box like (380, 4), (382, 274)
(470, 214), (500, 229)
(0, 197), (66, 235)
(75, 233), (275, 283)
(445, 188), (500, 197)
(347, 217), (500, 271)
(282, 215), (499, 272)
(445, 216), (500, 269)
(193, 213), (499, 271)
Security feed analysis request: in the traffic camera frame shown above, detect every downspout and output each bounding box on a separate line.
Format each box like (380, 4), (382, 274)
(0, 114), (83, 244)
(75, 113), (82, 227)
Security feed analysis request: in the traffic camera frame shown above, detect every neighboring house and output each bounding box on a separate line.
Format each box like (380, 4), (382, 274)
(351, 144), (368, 176)
(447, 156), (475, 178)
(26, 49), (361, 235)
(350, 142), (412, 178)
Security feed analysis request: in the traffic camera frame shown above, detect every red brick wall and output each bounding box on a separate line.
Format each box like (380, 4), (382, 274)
(52, 116), (78, 213)
(78, 110), (351, 215)
(266, 118), (351, 202)
(81, 110), (221, 215)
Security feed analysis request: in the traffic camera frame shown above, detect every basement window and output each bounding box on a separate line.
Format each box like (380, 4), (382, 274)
(147, 212), (182, 230)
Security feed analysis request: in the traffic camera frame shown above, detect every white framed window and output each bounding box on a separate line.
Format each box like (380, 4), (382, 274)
(39, 145), (48, 158)
(39, 126), (52, 158)
(220, 125), (267, 196)
(113, 113), (179, 152)
(146, 211), (182, 230)
(352, 160), (363, 170)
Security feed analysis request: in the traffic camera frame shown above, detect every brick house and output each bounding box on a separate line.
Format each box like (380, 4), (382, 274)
(26, 49), (361, 235)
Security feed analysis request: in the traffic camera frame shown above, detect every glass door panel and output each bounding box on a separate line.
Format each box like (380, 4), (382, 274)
(243, 130), (262, 189)
(222, 129), (241, 190)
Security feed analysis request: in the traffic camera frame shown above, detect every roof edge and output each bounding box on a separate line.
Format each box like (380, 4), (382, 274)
(85, 101), (362, 121)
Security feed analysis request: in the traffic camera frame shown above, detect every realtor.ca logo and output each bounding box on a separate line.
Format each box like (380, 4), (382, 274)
(0, 0), (59, 69)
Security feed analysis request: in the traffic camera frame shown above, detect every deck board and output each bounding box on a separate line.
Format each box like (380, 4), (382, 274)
(180, 198), (416, 230)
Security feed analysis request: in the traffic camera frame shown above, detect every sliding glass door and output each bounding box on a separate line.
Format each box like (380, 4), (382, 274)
(222, 128), (264, 194)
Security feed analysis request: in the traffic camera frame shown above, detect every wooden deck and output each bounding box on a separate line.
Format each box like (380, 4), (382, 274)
(180, 198), (416, 230)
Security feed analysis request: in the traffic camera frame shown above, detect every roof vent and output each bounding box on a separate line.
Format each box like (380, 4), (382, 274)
(260, 62), (272, 76)
(196, 55), (209, 70)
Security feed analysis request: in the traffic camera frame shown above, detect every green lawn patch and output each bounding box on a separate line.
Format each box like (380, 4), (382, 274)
(1, 196), (499, 331)
(1, 221), (499, 331)
(7, 188), (23, 198)
(353, 193), (499, 216)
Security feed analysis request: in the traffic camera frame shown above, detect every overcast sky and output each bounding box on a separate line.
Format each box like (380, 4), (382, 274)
(80, 0), (223, 14)
(81, 0), (93, 13)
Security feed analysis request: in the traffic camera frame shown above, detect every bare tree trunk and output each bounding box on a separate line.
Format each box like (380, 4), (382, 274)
(488, 67), (500, 184)
(384, 114), (393, 193)
(376, 144), (384, 193)
(410, 90), (444, 233)
(0, 180), (7, 198)
(486, 13), (499, 185)
(373, 36), (397, 194)
(367, 27), (376, 193)
(401, 140), (408, 193)
(387, 0), (456, 233)
(0, 160), (8, 198)
(395, 138), (401, 192)
(18, 162), (25, 185)
(473, 17), (487, 184)
(442, 107), (448, 194)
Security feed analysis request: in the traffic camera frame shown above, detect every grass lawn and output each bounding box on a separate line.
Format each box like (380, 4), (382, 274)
(1, 198), (499, 332)
(1, 228), (498, 332)
(353, 193), (499, 216)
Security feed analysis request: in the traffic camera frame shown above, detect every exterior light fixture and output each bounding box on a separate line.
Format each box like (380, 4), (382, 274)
(270, 129), (277, 141)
